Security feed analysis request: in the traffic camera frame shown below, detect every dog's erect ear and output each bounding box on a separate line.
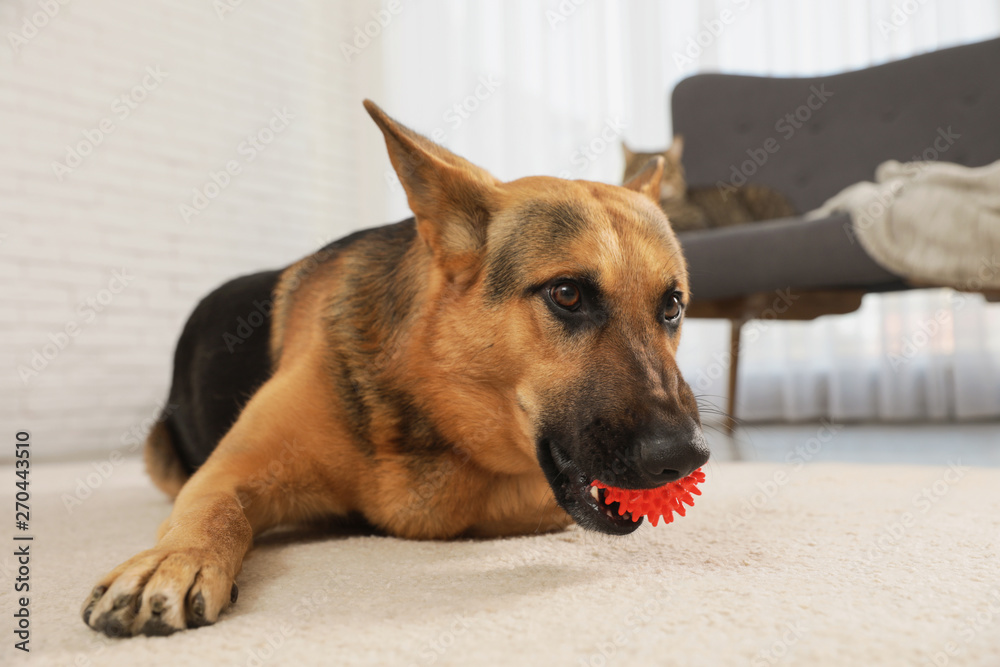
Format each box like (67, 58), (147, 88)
(364, 100), (499, 276)
(623, 156), (664, 203)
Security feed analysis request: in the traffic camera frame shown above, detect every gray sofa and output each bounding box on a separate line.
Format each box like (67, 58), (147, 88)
(670, 36), (1000, 428)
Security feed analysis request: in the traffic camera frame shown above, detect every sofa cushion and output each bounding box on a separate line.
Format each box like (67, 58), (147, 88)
(671, 38), (1000, 213)
(678, 212), (905, 301)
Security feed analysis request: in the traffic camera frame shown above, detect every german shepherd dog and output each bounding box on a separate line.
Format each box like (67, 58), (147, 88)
(81, 101), (709, 637)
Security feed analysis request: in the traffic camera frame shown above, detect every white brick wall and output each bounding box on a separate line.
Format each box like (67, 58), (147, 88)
(1, 0), (390, 461)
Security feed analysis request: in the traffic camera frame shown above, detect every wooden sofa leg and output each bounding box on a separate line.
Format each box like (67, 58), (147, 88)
(726, 319), (743, 436)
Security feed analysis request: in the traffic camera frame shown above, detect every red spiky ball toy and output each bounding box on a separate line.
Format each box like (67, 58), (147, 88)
(592, 469), (705, 527)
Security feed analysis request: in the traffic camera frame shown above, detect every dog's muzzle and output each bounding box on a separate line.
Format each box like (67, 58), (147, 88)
(535, 422), (709, 535)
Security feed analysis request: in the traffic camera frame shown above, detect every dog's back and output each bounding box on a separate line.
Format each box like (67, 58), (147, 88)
(147, 220), (421, 494)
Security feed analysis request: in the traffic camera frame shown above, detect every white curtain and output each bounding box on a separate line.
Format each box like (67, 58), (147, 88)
(372, 0), (1000, 423)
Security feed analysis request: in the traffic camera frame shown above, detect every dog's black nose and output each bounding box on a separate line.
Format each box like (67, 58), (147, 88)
(637, 426), (710, 485)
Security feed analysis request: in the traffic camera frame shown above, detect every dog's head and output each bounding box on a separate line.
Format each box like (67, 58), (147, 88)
(366, 101), (708, 536)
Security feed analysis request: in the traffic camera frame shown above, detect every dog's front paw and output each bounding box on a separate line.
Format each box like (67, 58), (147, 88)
(81, 547), (239, 637)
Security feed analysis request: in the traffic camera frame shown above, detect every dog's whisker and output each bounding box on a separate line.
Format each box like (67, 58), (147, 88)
(532, 492), (555, 534)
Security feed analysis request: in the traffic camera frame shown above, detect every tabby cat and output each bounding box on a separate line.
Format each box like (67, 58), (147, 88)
(622, 136), (796, 232)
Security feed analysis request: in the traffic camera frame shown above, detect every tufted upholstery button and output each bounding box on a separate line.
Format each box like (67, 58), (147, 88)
(963, 90), (980, 105)
(735, 120), (752, 134)
(952, 152), (967, 164)
(795, 172), (810, 187)
(808, 122), (823, 135)
(881, 108), (896, 122)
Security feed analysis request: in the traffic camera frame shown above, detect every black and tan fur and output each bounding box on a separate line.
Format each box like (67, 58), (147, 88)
(623, 137), (796, 232)
(83, 101), (709, 637)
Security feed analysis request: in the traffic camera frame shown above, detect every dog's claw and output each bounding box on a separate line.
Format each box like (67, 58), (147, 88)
(98, 592), (141, 638)
(112, 593), (134, 611)
(94, 606), (133, 638)
(149, 593), (166, 615)
(191, 592), (205, 618)
(230, 583), (239, 604)
(82, 586), (106, 625)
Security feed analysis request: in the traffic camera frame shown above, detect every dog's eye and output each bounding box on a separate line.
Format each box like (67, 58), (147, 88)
(662, 294), (682, 322)
(550, 282), (581, 310)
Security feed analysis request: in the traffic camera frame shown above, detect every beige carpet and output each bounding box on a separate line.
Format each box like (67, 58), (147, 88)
(3, 457), (1000, 666)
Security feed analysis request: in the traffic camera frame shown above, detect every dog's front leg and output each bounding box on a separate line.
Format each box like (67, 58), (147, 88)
(81, 478), (254, 637)
(81, 372), (344, 637)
